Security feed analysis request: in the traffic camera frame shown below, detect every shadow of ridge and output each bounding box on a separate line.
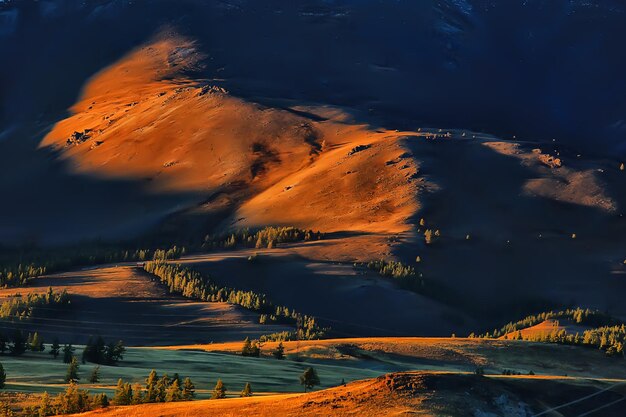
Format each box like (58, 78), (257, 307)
(0, 138), (203, 246)
(390, 138), (624, 332)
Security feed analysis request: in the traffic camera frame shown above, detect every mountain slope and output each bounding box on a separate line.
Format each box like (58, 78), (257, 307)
(37, 33), (422, 242)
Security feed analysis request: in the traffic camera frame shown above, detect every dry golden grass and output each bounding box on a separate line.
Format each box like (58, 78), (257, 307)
(74, 370), (626, 417)
(0, 265), (289, 345)
(40, 32), (427, 243)
(483, 141), (616, 212)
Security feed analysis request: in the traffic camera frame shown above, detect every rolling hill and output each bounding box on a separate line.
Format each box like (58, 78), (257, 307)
(1, 1), (626, 416)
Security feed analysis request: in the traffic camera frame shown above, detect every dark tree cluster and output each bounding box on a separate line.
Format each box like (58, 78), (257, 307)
(0, 329), (48, 356)
(19, 383), (109, 417)
(82, 336), (126, 365)
(143, 261), (326, 340)
(472, 308), (626, 357)
(113, 370), (195, 405)
(366, 259), (425, 292)
(241, 338), (261, 357)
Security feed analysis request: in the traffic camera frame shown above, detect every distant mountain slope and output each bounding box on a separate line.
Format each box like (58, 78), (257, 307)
(1, 0), (625, 154)
(36, 33), (422, 241)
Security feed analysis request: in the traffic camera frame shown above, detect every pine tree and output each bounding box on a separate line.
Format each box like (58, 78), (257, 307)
(89, 366), (100, 384)
(240, 382), (252, 397)
(92, 393), (109, 408)
(165, 379), (182, 402)
(272, 342), (285, 359)
(65, 357), (80, 383)
(113, 379), (131, 405)
(144, 370), (158, 403)
(299, 367), (320, 392)
(424, 229), (433, 244)
(9, 330), (25, 356)
(182, 377), (195, 400)
(38, 392), (53, 416)
(212, 379), (226, 399)
(0, 363), (5, 389)
(49, 338), (61, 359)
(131, 383), (143, 404)
(32, 332), (44, 352)
(62, 344), (75, 364)
(82, 337), (94, 364)
(156, 374), (170, 402)
(241, 337), (252, 356)
(250, 340), (261, 357)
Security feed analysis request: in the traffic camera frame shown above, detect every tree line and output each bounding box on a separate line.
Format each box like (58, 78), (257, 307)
(16, 383), (110, 416)
(202, 226), (323, 250)
(0, 288), (70, 319)
(0, 244), (185, 288)
(471, 308), (626, 357)
(112, 370), (196, 405)
(0, 225), (324, 289)
(365, 259), (425, 292)
(143, 261), (326, 340)
(0, 328), (125, 367)
(471, 308), (619, 339)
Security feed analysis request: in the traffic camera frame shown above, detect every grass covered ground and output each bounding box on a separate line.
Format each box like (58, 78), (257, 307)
(2, 336), (625, 401)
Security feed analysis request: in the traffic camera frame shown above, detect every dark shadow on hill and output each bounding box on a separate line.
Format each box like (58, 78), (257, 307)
(393, 137), (626, 333)
(0, 128), (201, 246)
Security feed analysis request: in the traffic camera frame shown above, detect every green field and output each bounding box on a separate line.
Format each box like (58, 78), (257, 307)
(1, 347), (388, 398)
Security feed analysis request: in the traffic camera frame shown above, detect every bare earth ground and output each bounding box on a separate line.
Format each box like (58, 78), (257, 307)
(0, 265), (290, 345)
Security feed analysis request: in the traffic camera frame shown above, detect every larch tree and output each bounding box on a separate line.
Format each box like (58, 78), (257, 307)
(240, 382), (252, 397)
(299, 367), (320, 392)
(212, 379), (226, 399)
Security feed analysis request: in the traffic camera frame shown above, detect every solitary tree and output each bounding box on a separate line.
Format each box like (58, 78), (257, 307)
(29, 332), (44, 352)
(182, 377), (195, 400)
(212, 379), (226, 399)
(272, 342), (285, 360)
(299, 367), (320, 392)
(10, 330), (26, 356)
(89, 366), (100, 384)
(240, 382), (252, 397)
(62, 344), (75, 364)
(65, 357), (80, 383)
(250, 340), (261, 357)
(49, 338), (61, 359)
(424, 229), (433, 244)
(241, 338), (252, 356)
